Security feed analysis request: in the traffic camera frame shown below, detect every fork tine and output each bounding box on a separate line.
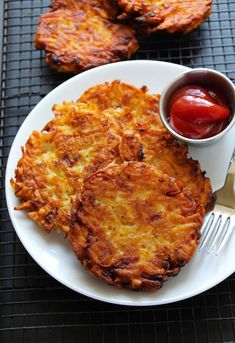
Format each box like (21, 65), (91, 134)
(203, 214), (222, 253)
(199, 213), (215, 251)
(207, 215), (224, 253)
(200, 212), (214, 234)
(215, 217), (233, 255)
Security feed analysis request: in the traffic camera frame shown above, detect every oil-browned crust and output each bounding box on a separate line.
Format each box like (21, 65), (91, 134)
(50, 0), (118, 16)
(11, 102), (120, 233)
(34, 0), (138, 74)
(69, 162), (204, 291)
(79, 80), (214, 210)
(117, 0), (212, 34)
(120, 130), (214, 211)
(79, 80), (166, 133)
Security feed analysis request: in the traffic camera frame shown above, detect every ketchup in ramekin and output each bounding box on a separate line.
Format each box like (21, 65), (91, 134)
(168, 85), (231, 139)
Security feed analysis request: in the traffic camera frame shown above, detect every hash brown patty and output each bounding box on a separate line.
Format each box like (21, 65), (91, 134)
(35, 0), (138, 74)
(79, 80), (166, 132)
(79, 81), (214, 210)
(118, 0), (212, 34)
(11, 102), (120, 233)
(69, 162), (204, 291)
(119, 130), (214, 210)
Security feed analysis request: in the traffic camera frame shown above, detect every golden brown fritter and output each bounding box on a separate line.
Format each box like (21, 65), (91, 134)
(79, 81), (214, 210)
(35, 0), (138, 74)
(118, 0), (212, 34)
(120, 130), (214, 210)
(79, 80), (166, 133)
(69, 162), (204, 291)
(11, 102), (120, 233)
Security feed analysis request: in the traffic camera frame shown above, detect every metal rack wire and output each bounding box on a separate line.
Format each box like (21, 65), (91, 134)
(0, 0), (235, 342)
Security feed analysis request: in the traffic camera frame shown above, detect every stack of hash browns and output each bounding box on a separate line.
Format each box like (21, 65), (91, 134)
(11, 81), (214, 291)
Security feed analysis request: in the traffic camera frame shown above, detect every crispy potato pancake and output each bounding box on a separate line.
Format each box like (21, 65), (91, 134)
(79, 80), (166, 132)
(11, 102), (120, 233)
(35, 0), (138, 74)
(119, 130), (214, 210)
(69, 162), (204, 291)
(118, 0), (212, 34)
(79, 80), (214, 210)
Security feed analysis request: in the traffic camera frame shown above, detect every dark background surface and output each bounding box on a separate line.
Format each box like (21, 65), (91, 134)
(1, 1), (235, 342)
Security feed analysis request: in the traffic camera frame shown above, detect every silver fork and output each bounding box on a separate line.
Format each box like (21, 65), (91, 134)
(199, 159), (235, 255)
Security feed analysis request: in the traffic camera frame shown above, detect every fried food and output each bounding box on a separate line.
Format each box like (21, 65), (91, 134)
(79, 80), (214, 210)
(79, 80), (166, 133)
(11, 102), (120, 233)
(120, 130), (214, 210)
(34, 0), (138, 74)
(12, 79), (214, 292)
(118, 0), (212, 34)
(69, 162), (204, 291)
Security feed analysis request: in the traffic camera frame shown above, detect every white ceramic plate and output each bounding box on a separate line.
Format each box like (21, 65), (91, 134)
(5, 60), (235, 306)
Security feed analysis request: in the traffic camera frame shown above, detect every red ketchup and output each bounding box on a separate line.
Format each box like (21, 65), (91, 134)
(168, 85), (231, 139)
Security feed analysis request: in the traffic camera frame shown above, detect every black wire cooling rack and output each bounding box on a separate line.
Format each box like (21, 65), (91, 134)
(1, 1), (235, 342)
